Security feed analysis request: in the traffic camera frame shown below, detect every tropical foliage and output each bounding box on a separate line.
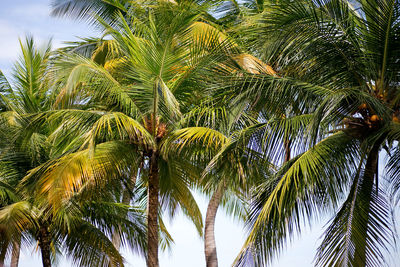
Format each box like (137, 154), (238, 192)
(0, 37), (147, 267)
(232, 1), (400, 267)
(0, 0), (400, 267)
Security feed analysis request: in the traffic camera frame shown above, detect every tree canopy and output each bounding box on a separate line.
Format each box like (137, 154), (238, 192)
(1, 0), (400, 267)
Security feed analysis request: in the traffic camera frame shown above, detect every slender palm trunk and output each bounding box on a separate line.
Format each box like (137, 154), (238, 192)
(147, 151), (159, 267)
(110, 231), (122, 260)
(204, 187), (223, 267)
(38, 226), (51, 267)
(10, 237), (20, 267)
(355, 138), (382, 265)
(284, 138), (291, 163)
(0, 239), (7, 267)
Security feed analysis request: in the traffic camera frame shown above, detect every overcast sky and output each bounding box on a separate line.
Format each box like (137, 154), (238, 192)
(1, 1), (399, 267)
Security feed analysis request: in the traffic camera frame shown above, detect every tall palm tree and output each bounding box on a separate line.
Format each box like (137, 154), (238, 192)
(223, 0), (400, 266)
(0, 65), (21, 267)
(49, 2), (281, 266)
(162, 51), (277, 267)
(0, 37), (56, 267)
(26, 3), (241, 266)
(0, 37), (147, 267)
(164, 101), (274, 267)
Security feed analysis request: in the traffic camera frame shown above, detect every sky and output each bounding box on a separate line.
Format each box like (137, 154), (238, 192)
(0, 1), (399, 267)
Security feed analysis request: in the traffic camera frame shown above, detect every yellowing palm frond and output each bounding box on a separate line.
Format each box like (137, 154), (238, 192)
(0, 201), (37, 235)
(162, 127), (228, 156)
(23, 141), (137, 208)
(188, 21), (229, 45)
(84, 112), (154, 149)
(233, 54), (277, 75)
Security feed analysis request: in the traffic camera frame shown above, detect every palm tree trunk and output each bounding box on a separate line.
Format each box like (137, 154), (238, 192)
(147, 151), (159, 267)
(0, 239), (7, 267)
(110, 232), (122, 260)
(204, 187), (223, 267)
(355, 138), (382, 265)
(284, 138), (291, 163)
(10, 236), (20, 267)
(38, 226), (51, 267)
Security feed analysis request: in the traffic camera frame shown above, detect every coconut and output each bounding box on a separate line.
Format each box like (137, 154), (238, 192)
(359, 103), (368, 110)
(370, 115), (380, 122)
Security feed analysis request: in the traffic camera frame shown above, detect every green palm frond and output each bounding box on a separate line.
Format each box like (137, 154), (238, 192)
(0, 71), (12, 94)
(0, 180), (19, 204)
(0, 71), (13, 112)
(62, 220), (124, 267)
(158, 215), (174, 252)
(51, 0), (128, 25)
(158, 158), (203, 236)
(385, 122), (400, 205)
(236, 131), (359, 266)
(316, 176), (393, 267)
(257, 114), (313, 163)
(53, 53), (139, 114)
(219, 191), (249, 222)
(78, 201), (147, 255)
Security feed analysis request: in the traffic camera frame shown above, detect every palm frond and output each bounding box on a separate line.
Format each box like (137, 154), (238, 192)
(236, 131), (359, 266)
(51, 0), (127, 26)
(159, 158), (203, 236)
(316, 176), (393, 267)
(0, 201), (37, 236)
(162, 127), (228, 156)
(62, 220), (124, 267)
(22, 141), (137, 208)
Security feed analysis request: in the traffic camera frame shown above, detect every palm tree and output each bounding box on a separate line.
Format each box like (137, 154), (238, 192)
(0, 37), (56, 267)
(26, 3), (242, 266)
(0, 168), (21, 267)
(164, 102), (274, 267)
(221, 0), (400, 266)
(0, 37), (147, 267)
(0, 66), (21, 267)
(49, 2), (283, 266)
(162, 51), (277, 267)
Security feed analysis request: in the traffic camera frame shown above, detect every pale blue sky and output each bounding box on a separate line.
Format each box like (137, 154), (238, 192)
(0, 1), (398, 267)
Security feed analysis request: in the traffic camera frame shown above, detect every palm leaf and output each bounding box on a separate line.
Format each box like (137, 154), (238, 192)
(236, 131), (359, 266)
